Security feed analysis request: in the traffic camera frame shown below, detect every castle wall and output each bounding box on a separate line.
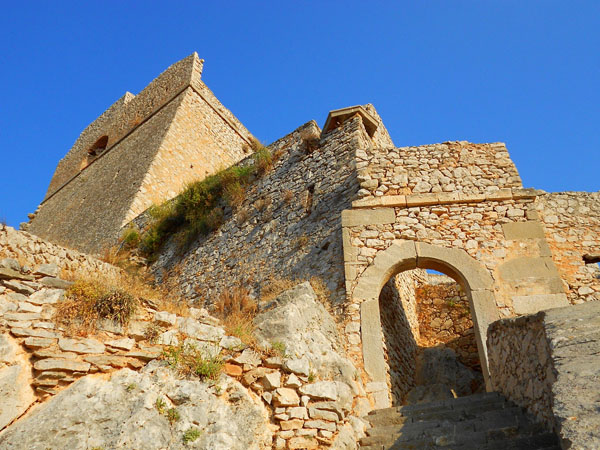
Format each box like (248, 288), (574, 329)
(126, 86), (252, 222)
(45, 54), (200, 199)
(150, 116), (369, 308)
(379, 271), (423, 405)
(537, 191), (600, 304)
(355, 141), (522, 199)
(487, 301), (600, 449)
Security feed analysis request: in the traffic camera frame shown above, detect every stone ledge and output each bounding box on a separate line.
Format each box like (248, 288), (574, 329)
(351, 188), (544, 209)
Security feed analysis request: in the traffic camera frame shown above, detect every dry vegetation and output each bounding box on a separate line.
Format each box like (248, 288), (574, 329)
(55, 266), (188, 336)
(213, 286), (257, 348)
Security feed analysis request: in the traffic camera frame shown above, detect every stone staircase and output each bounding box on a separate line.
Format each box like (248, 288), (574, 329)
(359, 392), (561, 450)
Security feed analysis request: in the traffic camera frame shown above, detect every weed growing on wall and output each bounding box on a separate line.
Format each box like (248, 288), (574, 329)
(138, 144), (276, 258)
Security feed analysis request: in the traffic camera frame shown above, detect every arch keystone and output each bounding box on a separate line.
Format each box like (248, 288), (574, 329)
(415, 242), (494, 291)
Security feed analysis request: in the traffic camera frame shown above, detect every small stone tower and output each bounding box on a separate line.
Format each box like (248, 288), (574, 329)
(27, 53), (255, 254)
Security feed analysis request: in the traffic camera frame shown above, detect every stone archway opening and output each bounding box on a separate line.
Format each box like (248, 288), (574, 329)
(378, 268), (484, 406)
(355, 241), (500, 408)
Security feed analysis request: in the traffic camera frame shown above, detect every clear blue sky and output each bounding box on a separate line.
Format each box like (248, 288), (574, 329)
(1, 1), (598, 227)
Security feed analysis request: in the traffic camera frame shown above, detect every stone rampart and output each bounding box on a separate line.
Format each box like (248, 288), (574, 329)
(355, 141), (522, 200)
(487, 301), (600, 449)
(150, 115), (370, 307)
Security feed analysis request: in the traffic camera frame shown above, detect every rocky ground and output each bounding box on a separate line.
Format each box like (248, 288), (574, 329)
(0, 258), (369, 449)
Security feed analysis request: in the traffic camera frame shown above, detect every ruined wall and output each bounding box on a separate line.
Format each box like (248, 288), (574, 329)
(29, 54), (254, 254)
(537, 191), (600, 304)
(150, 116), (370, 307)
(0, 225), (116, 277)
(488, 301), (600, 449)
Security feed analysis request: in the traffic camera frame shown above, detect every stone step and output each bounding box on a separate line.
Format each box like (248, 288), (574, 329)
(360, 392), (559, 449)
(367, 392), (506, 420)
(367, 396), (510, 427)
(366, 406), (526, 439)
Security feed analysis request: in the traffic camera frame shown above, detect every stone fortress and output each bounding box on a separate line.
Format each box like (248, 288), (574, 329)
(4, 53), (600, 449)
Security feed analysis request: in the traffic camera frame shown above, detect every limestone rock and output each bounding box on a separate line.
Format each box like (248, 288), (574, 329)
(34, 263), (60, 278)
(0, 365), (272, 449)
(33, 358), (91, 372)
(274, 387), (300, 406)
(0, 334), (36, 430)
(254, 283), (358, 389)
(58, 338), (105, 354)
(154, 311), (177, 327)
(178, 317), (224, 342)
(28, 288), (64, 305)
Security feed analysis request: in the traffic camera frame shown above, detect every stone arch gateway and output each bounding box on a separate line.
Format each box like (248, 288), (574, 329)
(352, 240), (500, 399)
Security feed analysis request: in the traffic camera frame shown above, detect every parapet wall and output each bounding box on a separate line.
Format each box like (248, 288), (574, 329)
(355, 141), (522, 199)
(537, 191), (600, 304)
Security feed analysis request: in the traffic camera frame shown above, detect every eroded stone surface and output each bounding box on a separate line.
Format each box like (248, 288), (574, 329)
(0, 364), (272, 449)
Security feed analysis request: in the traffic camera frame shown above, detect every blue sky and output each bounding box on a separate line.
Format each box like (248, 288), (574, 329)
(0, 1), (598, 227)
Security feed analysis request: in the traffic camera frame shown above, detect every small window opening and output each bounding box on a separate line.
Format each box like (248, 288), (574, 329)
(87, 136), (109, 157)
(304, 184), (315, 215)
(583, 254), (600, 264)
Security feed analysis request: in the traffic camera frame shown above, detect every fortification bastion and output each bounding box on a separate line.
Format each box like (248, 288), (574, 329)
(13, 54), (600, 449)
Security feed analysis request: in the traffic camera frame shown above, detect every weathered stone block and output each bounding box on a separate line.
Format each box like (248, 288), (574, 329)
(341, 208), (395, 227)
(502, 221), (546, 240)
(512, 293), (569, 315)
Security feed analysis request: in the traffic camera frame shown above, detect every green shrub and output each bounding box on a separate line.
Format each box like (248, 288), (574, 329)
(270, 340), (287, 357)
(133, 141), (282, 258)
(121, 226), (140, 248)
(162, 342), (223, 381)
(183, 427), (202, 443)
(166, 408), (180, 425)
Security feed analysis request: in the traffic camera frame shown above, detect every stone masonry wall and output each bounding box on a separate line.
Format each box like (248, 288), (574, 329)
(126, 86), (253, 222)
(0, 225), (116, 277)
(487, 312), (555, 426)
(29, 54), (254, 254)
(355, 141), (522, 200)
(378, 270), (424, 405)
(151, 115), (371, 308)
(537, 191), (600, 304)
(0, 249), (368, 448)
(488, 301), (600, 449)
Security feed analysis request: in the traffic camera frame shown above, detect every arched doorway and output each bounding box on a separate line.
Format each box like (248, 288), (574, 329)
(353, 241), (500, 403)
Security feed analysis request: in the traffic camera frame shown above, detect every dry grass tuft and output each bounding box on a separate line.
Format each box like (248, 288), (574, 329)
(55, 268), (188, 336)
(260, 277), (298, 303)
(213, 286), (258, 348)
(282, 190), (294, 204)
(162, 342), (223, 380)
(54, 278), (139, 336)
